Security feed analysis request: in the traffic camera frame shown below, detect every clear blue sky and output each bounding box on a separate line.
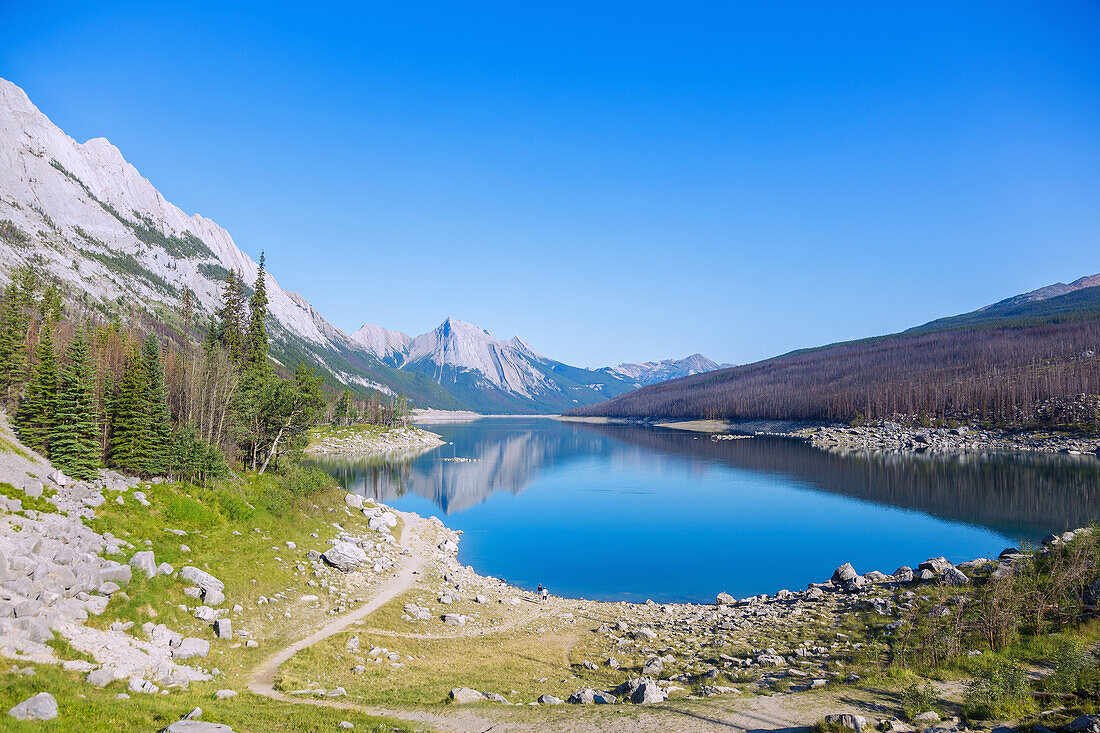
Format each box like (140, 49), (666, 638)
(3, 2), (1099, 368)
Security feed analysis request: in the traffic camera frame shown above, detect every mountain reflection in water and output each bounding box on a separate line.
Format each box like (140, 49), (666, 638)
(312, 420), (1100, 540)
(309, 418), (1100, 601)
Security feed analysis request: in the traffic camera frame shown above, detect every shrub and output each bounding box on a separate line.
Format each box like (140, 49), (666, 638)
(901, 681), (939, 721)
(962, 657), (1033, 721)
(256, 464), (334, 516)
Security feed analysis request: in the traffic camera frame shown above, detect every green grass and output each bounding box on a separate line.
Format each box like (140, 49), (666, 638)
(0, 480), (57, 514)
(0, 662), (420, 732)
(23, 466), (423, 730)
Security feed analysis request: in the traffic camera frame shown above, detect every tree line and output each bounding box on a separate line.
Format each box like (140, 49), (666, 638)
(0, 253), (371, 482)
(569, 319), (1100, 428)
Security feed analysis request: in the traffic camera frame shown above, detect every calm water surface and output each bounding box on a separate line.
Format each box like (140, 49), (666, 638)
(311, 418), (1100, 603)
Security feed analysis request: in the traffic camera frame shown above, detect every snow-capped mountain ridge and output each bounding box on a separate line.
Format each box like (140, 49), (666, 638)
(601, 354), (733, 387)
(0, 77), (720, 413)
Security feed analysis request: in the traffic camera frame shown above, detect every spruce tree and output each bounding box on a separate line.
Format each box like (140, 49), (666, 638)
(142, 336), (172, 475)
(215, 270), (246, 365)
(109, 345), (149, 474)
(333, 389), (351, 426)
(246, 252), (270, 371)
(52, 326), (99, 479)
(15, 322), (59, 455)
(0, 267), (38, 407)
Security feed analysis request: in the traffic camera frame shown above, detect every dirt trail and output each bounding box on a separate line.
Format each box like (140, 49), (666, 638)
(247, 513), (427, 696)
(243, 509), (889, 733)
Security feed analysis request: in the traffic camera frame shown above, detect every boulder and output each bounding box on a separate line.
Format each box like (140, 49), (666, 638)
(86, 666), (117, 687)
(179, 567), (224, 596)
(442, 614), (466, 626)
(100, 563), (132, 584)
(128, 551), (157, 579)
(214, 690), (237, 699)
(1066, 716), (1100, 733)
(941, 567), (970, 586)
(322, 542), (368, 572)
(832, 563), (858, 583)
(47, 469), (68, 486)
(824, 714), (867, 732)
(438, 539), (458, 554)
(918, 557), (954, 575)
(344, 493), (364, 509)
(911, 712), (941, 723)
(892, 567), (914, 583)
(193, 606), (217, 623)
(567, 688), (617, 705)
(641, 657), (664, 676)
(449, 687), (486, 704)
(538, 694), (563, 705)
(7, 692), (58, 721)
(21, 480), (44, 499)
(715, 591), (735, 606)
(174, 638), (210, 659)
(615, 678), (668, 704)
(214, 618), (233, 639)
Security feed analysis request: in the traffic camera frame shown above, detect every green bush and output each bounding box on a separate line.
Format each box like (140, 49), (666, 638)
(901, 681), (939, 721)
(962, 657), (1033, 721)
(256, 464), (334, 516)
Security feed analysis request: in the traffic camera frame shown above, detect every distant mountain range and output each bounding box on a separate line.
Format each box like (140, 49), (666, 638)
(570, 274), (1100, 425)
(600, 354), (734, 387)
(347, 318), (729, 413)
(0, 77), (725, 414)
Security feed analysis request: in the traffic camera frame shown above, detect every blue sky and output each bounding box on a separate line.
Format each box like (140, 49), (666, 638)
(2, 2), (1099, 367)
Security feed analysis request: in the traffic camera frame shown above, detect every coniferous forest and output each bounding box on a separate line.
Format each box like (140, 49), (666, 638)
(0, 254), (403, 482)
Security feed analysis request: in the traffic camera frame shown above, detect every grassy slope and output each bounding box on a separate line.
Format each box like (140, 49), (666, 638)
(0, 463), (424, 732)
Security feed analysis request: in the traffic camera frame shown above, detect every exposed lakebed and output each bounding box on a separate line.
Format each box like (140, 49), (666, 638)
(310, 418), (1100, 603)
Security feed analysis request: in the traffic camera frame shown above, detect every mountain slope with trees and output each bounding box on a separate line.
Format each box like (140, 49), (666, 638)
(567, 280), (1100, 428)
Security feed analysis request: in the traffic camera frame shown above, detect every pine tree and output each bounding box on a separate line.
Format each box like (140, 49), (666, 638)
(0, 267), (38, 407)
(181, 286), (195, 334)
(246, 252), (270, 371)
(52, 326), (100, 479)
(215, 270), (246, 365)
(142, 336), (172, 475)
(15, 322), (59, 455)
(333, 389), (351, 426)
(109, 345), (149, 473)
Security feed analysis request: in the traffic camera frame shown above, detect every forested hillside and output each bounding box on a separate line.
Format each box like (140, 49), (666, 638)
(568, 284), (1100, 428)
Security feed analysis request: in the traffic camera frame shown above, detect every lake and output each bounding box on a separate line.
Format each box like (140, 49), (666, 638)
(310, 418), (1100, 603)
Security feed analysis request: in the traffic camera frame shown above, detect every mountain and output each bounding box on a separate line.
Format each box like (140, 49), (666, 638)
(0, 77), (463, 404)
(600, 354), (732, 387)
(568, 275), (1100, 426)
(905, 274), (1100, 335)
(350, 317), (640, 413)
(0, 77), (716, 414)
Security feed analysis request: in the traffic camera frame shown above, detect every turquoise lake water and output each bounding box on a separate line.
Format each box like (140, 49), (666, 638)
(311, 418), (1100, 603)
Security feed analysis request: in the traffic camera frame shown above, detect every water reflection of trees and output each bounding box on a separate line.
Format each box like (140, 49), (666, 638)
(310, 421), (613, 513)
(311, 420), (1100, 540)
(582, 424), (1100, 540)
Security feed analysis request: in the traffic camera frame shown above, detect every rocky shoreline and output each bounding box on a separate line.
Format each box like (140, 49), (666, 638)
(415, 508), (1089, 714)
(784, 423), (1100, 456)
(305, 424), (445, 456)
